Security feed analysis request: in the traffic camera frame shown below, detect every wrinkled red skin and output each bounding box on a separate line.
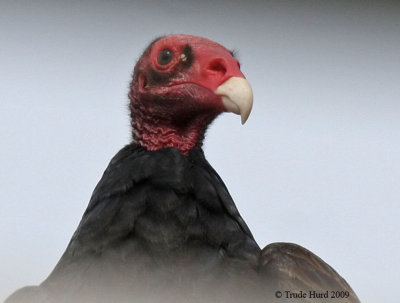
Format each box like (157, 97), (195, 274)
(129, 34), (244, 155)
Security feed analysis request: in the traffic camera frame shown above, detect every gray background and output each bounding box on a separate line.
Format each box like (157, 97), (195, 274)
(1, 1), (399, 302)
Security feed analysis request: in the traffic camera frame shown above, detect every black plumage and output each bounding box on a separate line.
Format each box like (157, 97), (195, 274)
(5, 34), (360, 303)
(7, 145), (261, 302)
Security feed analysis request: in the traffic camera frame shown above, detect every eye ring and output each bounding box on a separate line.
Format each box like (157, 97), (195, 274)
(157, 49), (174, 65)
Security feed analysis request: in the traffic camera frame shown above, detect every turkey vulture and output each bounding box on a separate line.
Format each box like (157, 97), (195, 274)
(5, 34), (360, 303)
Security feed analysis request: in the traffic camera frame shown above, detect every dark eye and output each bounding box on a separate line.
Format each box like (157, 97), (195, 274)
(157, 49), (174, 65)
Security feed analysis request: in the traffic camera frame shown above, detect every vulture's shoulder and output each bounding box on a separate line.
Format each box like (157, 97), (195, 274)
(48, 145), (259, 276)
(259, 242), (360, 303)
(58, 145), (191, 249)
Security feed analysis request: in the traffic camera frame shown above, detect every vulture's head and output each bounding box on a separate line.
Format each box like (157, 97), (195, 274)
(129, 34), (253, 154)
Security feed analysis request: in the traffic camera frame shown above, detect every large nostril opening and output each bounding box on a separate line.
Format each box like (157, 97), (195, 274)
(207, 58), (227, 75)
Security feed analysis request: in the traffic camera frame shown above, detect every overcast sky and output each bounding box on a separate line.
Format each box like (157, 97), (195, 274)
(1, 1), (399, 302)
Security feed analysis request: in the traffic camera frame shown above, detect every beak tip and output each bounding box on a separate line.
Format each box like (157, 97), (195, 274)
(241, 113), (249, 125)
(215, 77), (253, 125)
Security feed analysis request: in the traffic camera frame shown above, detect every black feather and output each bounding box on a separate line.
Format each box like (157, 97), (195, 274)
(6, 144), (359, 303)
(5, 144), (260, 302)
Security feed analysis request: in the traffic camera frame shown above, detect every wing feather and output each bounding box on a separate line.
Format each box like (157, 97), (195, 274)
(259, 242), (360, 303)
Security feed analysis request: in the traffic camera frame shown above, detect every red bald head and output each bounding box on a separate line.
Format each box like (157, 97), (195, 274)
(129, 34), (252, 154)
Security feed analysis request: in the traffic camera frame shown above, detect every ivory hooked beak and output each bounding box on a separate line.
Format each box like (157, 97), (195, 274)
(214, 77), (253, 124)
